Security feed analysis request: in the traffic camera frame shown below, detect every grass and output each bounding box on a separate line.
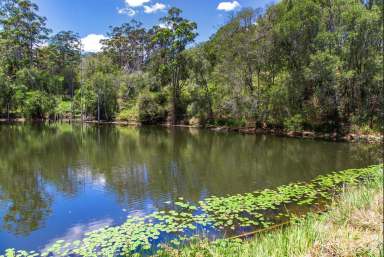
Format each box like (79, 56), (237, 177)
(154, 170), (383, 257)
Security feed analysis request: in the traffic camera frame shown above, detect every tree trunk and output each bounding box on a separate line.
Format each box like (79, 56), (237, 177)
(172, 81), (177, 125)
(205, 88), (213, 120)
(29, 39), (34, 67)
(6, 102), (10, 121)
(246, 64), (254, 92)
(202, 78), (213, 120)
(97, 95), (100, 123)
(171, 68), (179, 125)
(80, 88), (83, 121)
(71, 81), (74, 120)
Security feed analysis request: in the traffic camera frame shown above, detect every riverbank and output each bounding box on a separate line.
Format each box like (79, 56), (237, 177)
(193, 125), (382, 144)
(154, 168), (383, 257)
(0, 118), (382, 144)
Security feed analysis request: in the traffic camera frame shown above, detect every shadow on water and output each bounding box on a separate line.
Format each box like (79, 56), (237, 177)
(0, 123), (380, 251)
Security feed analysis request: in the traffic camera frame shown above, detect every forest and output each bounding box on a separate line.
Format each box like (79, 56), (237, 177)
(0, 0), (383, 134)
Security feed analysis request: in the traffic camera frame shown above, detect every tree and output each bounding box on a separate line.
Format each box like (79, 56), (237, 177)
(101, 20), (150, 72)
(0, 70), (13, 119)
(208, 8), (264, 121)
(185, 44), (215, 121)
(304, 51), (340, 127)
(49, 31), (81, 93)
(0, 0), (52, 119)
(0, 0), (382, 132)
(48, 31), (81, 118)
(150, 8), (197, 124)
(79, 54), (119, 121)
(23, 90), (55, 119)
(0, 0), (50, 74)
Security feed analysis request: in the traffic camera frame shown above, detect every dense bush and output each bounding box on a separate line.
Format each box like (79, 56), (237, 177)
(53, 100), (72, 119)
(116, 107), (138, 122)
(23, 91), (56, 119)
(137, 93), (166, 124)
(284, 114), (304, 132)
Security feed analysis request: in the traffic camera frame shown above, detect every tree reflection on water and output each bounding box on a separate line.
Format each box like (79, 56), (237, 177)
(0, 123), (380, 237)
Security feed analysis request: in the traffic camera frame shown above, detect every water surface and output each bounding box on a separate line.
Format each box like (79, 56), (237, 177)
(0, 123), (379, 251)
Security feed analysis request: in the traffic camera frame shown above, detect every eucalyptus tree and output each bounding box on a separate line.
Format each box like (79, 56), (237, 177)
(150, 7), (198, 124)
(0, 0), (50, 73)
(0, 0), (51, 118)
(80, 54), (119, 121)
(185, 44), (215, 121)
(207, 8), (262, 120)
(0, 0), (382, 130)
(48, 31), (81, 118)
(49, 31), (81, 96)
(0, 70), (12, 119)
(102, 20), (150, 72)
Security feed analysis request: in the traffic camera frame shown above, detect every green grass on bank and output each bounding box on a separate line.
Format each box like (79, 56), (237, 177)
(154, 170), (383, 257)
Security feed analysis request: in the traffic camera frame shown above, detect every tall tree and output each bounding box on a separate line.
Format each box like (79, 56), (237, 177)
(79, 54), (119, 121)
(0, 0), (50, 73)
(102, 20), (150, 72)
(150, 7), (197, 124)
(49, 31), (81, 117)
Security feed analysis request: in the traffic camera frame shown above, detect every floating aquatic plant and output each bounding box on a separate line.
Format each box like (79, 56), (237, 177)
(1, 165), (381, 257)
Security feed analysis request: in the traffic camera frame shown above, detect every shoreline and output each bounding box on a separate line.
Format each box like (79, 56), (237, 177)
(0, 118), (382, 144)
(156, 167), (383, 257)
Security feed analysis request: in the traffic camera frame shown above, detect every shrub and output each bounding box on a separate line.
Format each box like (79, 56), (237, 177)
(23, 91), (56, 119)
(116, 107), (138, 122)
(137, 93), (166, 124)
(53, 100), (72, 119)
(213, 117), (247, 127)
(284, 114), (304, 131)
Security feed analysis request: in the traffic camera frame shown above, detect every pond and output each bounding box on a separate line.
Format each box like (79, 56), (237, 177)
(0, 123), (380, 252)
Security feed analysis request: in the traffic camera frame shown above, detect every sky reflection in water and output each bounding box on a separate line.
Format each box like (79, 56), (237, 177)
(0, 123), (380, 251)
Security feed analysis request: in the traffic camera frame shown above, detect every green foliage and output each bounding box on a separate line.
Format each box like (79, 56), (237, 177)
(116, 107), (138, 122)
(48, 31), (81, 96)
(137, 92), (166, 124)
(101, 20), (149, 72)
(77, 56), (120, 121)
(150, 7), (198, 124)
(53, 100), (72, 118)
(0, 1), (81, 119)
(1, 0), (382, 130)
(210, 118), (247, 128)
(0, 72), (13, 117)
(118, 71), (152, 103)
(283, 114), (304, 132)
(23, 91), (55, 119)
(0, 0), (50, 71)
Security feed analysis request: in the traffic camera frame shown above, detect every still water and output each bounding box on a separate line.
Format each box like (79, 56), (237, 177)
(0, 123), (380, 251)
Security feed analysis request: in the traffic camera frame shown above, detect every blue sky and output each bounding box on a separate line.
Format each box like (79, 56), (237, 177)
(33, 0), (275, 52)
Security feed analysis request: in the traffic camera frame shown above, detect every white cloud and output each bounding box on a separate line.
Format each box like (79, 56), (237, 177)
(81, 34), (107, 53)
(125, 0), (150, 7)
(144, 3), (166, 14)
(118, 7), (136, 16)
(158, 22), (171, 29)
(38, 41), (49, 48)
(217, 1), (241, 11)
(117, 0), (150, 16)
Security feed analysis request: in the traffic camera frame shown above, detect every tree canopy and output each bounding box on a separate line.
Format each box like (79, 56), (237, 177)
(0, 0), (382, 133)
